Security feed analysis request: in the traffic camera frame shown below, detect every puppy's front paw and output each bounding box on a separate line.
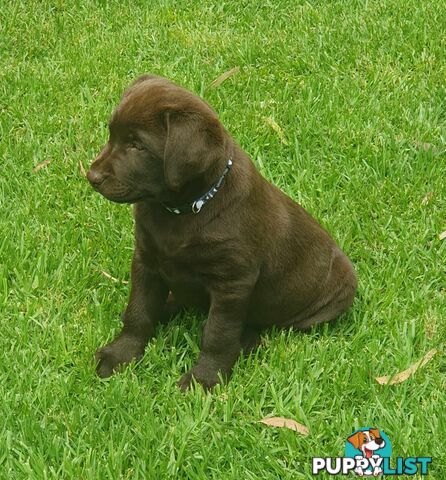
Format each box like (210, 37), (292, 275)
(177, 368), (221, 391)
(95, 335), (145, 378)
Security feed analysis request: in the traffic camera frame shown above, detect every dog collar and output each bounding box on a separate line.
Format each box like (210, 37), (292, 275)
(162, 158), (233, 215)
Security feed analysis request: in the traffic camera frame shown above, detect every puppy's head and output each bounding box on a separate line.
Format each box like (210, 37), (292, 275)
(87, 74), (228, 204)
(347, 429), (385, 458)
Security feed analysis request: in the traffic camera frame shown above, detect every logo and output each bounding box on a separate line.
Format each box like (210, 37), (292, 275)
(344, 427), (391, 476)
(312, 427), (432, 476)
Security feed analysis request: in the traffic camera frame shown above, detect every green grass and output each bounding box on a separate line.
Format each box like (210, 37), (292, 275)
(1, 0), (445, 478)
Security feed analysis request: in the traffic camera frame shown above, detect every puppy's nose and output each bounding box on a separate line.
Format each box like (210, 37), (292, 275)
(87, 169), (106, 186)
(375, 437), (384, 445)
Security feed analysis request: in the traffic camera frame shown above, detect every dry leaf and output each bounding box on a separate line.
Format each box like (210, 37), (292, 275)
(414, 140), (435, 152)
(439, 231), (446, 241)
(79, 161), (87, 177)
(100, 270), (129, 284)
(210, 67), (240, 88)
(32, 159), (51, 172)
(421, 192), (433, 205)
(265, 117), (289, 145)
(259, 417), (309, 435)
(376, 348), (437, 385)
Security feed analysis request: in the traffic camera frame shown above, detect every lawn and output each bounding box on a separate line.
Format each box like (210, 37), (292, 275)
(1, 0), (445, 478)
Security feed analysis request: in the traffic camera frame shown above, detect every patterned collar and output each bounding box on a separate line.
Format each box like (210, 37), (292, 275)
(162, 158), (233, 215)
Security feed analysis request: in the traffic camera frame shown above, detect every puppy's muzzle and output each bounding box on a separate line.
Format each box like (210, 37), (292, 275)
(87, 169), (107, 187)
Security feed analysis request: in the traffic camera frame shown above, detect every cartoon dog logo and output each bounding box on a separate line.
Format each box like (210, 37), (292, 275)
(347, 428), (386, 476)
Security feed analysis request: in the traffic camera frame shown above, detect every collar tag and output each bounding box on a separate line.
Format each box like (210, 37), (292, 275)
(192, 199), (204, 213)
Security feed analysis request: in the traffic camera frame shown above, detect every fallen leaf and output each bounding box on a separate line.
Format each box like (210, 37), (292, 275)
(421, 192), (433, 205)
(376, 348), (437, 385)
(79, 161), (87, 177)
(100, 270), (129, 284)
(32, 159), (51, 172)
(210, 67), (240, 87)
(265, 117), (289, 145)
(395, 137), (443, 154)
(439, 231), (446, 241)
(414, 140), (435, 151)
(259, 417), (309, 435)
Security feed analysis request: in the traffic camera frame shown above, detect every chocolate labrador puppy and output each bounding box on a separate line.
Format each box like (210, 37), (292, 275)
(87, 74), (357, 390)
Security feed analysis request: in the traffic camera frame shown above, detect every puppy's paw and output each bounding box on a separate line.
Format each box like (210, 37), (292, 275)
(95, 335), (145, 378)
(177, 368), (221, 392)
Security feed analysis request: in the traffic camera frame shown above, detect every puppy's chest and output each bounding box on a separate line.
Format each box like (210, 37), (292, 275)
(139, 224), (208, 278)
(157, 242), (198, 280)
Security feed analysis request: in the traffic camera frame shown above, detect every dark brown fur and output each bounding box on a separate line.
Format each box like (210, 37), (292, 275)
(87, 74), (357, 389)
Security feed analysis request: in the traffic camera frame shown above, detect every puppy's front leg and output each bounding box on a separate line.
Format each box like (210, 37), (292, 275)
(178, 295), (248, 390)
(96, 249), (168, 378)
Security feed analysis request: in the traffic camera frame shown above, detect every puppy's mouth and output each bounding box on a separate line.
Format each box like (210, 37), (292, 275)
(364, 448), (373, 459)
(90, 178), (152, 204)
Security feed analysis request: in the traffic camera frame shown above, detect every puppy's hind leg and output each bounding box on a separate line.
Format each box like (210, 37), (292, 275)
(293, 253), (357, 330)
(293, 288), (355, 330)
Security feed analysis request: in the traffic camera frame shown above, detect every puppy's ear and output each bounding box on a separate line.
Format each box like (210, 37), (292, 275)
(163, 110), (224, 191)
(347, 431), (363, 450)
(370, 428), (380, 440)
